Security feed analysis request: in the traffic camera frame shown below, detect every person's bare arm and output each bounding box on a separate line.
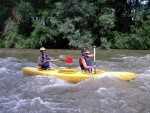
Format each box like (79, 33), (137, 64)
(38, 61), (46, 66)
(88, 54), (94, 58)
(81, 58), (95, 70)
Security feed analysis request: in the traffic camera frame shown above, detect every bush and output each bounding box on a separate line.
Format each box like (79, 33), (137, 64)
(0, 39), (5, 47)
(111, 32), (150, 50)
(66, 30), (94, 49)
(100, 37), (111, 49)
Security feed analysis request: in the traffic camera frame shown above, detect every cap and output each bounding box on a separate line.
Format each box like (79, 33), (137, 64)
(82, 50), (90, 55)
(40, 47), (46, 51)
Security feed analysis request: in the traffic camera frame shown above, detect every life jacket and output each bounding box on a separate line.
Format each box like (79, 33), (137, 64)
(79, 57), (86, 70)
(39, 55), (50, 69)
(85, 57), (93, 66)
(79, 57), (93, 71)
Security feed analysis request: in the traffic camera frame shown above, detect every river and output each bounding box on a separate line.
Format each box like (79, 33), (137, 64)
(0, 48), (150, 113)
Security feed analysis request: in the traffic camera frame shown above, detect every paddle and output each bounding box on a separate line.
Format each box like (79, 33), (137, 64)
(65, 57), (73, 63)
(46, 57), (73, 63)
(59, 55), (73, 63)
(93, 46), (96, 74)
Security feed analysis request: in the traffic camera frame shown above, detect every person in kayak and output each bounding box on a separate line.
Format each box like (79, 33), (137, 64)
(38, 47), (59, 69)
(79, 48), (96, 73)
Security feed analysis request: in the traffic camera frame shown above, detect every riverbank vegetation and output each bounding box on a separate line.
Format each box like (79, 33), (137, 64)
(0, 0), (150, 49)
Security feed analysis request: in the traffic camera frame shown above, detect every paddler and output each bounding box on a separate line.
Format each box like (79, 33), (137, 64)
(79, 48), (96, 73)
(38, 47), (59, 69)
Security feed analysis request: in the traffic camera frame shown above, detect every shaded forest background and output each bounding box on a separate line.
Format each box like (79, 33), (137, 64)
(0, 0), (149, 49)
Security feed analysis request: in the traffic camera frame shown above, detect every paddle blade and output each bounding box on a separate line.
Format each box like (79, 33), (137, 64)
(65, 58), (73, 63)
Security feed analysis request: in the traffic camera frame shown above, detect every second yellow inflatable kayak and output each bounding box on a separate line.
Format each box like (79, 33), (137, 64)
(22, 67), (136, 83)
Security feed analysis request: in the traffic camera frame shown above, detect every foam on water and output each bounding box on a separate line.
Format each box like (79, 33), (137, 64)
(0, 54), (150, 113)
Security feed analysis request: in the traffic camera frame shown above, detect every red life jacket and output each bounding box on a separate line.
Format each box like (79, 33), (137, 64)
(79, 57), (85, 70)
(79, 57), (93, 73)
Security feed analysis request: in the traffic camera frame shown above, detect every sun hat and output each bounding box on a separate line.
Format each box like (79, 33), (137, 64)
(40, 47), (46, 51)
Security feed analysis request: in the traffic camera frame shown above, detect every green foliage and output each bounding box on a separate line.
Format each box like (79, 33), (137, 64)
(4, 20), (25, 48)
(110, 8), (150, 50)
(0, 39), (5, 47)
(111, 32), (129, 49)
(58, 18), (75, 34)
(0, 0), (17, 36)
(18, 0), (34, 20)
(1, 0), (149, 50)
(97, 14), (115, 35)
(127, 34), (146, 49)
(111, 19), (150, 50)
(4, 21), (17, 48)
(0, 4), (8, 17)
(53, 1), (115, 49)
(131, 19), (150, 49)
(66, 30), (93, 49)
(100, 37), (111, 49)
(30, 20), (58, 47)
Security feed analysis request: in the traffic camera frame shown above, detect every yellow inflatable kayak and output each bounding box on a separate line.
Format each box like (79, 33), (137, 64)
(22, 67), (136, 83)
